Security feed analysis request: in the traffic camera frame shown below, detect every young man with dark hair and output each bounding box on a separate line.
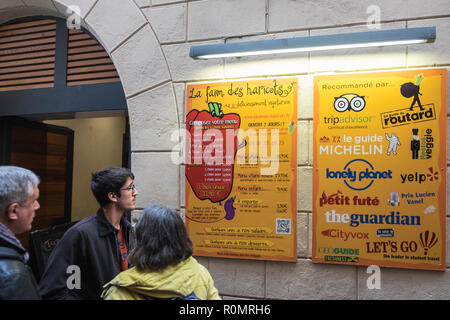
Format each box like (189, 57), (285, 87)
(39, 167), (138, 300)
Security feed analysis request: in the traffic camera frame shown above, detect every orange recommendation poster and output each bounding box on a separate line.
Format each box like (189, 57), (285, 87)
(185, 78), (297, 262)
(313, 69), (446, 270)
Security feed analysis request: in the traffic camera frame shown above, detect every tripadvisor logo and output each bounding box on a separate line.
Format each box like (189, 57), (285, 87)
(323, 114), (375, 126)
(324, 93), (375, 127)
(326, 159), (392, 191)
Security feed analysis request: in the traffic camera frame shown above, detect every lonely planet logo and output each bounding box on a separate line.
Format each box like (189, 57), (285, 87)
(326, 159), (392, 191)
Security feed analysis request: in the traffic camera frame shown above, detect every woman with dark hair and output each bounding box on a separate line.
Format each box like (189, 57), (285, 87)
(101, 205), (220, 300)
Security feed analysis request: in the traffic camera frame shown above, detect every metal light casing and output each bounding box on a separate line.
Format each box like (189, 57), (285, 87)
(189, 27), (436, 59)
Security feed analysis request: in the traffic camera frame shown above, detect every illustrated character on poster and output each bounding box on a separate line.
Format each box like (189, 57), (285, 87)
(400, 73), (425, 110)
(224, 196), (236, 220)
(387, 191), (400, 206)
(385, 132), (401, 156)
(411, 128), (420, 159)
(287, 121), (296, 134)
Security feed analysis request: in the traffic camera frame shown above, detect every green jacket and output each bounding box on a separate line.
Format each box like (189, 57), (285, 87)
(101, 256), (220, 300)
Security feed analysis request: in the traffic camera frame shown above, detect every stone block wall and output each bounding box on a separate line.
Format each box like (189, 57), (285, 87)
(133, 0), (450, 300)
(1, 0), (448, 299)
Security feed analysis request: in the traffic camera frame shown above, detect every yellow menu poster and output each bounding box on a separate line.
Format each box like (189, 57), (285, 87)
(185, 78), (297, 262)
(313, 69), (447, 270)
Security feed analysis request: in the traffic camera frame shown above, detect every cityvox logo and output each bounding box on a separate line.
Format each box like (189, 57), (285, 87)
(325, 159), (392, 191)
(321, 229), (369, 241)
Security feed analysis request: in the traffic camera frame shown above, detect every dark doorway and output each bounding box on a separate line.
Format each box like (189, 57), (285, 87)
(0, 116), (73, 250)
(0, 16), (128, 254)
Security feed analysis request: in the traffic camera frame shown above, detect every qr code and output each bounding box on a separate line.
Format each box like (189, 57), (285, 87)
(276, 218), (291, 234)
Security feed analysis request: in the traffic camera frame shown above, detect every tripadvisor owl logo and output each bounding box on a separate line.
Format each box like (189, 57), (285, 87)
(324, 93), (373, 127)
(334, 93), (366, 112)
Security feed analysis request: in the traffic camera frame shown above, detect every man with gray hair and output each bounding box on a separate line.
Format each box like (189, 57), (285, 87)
(0, 166), (41, 300)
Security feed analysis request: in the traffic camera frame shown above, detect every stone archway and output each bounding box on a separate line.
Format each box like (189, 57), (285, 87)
(0, 0), (181, 211)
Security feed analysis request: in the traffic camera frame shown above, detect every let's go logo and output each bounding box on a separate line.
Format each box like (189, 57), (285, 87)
(326, 159), (392, 191)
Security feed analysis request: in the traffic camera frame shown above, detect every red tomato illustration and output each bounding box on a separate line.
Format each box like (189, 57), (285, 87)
(185, 103), (241, 203)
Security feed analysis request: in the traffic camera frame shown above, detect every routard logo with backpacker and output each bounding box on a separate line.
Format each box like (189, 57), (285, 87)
(381, 74), (436, 129)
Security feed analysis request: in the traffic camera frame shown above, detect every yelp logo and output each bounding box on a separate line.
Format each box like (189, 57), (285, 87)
(400, 167), (439, 184)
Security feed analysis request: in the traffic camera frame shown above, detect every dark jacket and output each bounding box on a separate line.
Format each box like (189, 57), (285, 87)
(38, 208), (131, 300)
(0, 224), (41, 300)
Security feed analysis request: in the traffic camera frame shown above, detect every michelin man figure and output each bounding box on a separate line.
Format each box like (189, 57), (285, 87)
(385, 132), (401, 156)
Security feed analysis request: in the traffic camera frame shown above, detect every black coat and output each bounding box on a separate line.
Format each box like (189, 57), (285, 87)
(38, 208), (131, 300)
(0, 245), (41, 300)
